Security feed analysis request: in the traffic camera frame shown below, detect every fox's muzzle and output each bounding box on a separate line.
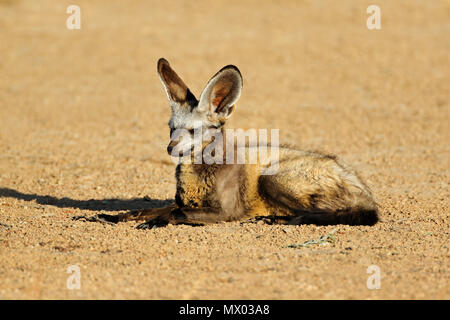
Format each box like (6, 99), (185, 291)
(167, 140), (178, 155)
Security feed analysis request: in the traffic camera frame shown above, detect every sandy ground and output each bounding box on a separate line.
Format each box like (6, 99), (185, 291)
(0, 0), (448, 299)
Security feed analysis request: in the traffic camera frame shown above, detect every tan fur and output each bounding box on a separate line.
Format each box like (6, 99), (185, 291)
(170, 139), (378, 226)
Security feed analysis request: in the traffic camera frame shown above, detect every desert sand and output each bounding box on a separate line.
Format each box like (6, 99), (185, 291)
(0, 0), (448, 299)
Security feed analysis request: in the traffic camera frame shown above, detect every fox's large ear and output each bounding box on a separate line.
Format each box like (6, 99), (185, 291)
(157, 58), (197, 107)
(197, 65), (242, 118)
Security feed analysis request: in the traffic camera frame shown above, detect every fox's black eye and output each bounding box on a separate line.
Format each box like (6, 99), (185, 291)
(188, 128), (195, 134)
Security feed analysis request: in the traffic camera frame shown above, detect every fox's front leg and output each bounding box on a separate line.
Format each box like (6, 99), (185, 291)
(136, 207), (224, 229)
(73, 204), (178, 224)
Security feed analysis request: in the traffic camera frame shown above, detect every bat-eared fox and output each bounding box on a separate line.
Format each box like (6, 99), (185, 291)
(78, 58), (378, 228)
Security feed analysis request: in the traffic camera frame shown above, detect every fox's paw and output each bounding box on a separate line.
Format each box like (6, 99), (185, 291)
(136, 217), (169, 229)
(72, 214), (119, 225)
(243, 215), (290, 225)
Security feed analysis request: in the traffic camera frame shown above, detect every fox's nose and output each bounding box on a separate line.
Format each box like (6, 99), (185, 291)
(167, 145), (173, 154)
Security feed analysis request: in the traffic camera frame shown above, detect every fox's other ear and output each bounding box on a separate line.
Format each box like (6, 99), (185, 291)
(197, 65), (242, 118)
(157, 58), (197, 107)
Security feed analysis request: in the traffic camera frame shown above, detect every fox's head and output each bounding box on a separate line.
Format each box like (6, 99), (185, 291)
(157, 58), (242, 157)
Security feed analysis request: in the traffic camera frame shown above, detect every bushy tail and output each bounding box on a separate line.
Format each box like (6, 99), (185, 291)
(291, 206), (379, 226)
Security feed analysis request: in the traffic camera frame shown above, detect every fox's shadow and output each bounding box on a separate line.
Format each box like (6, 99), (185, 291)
(0, 187), (173, 212)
